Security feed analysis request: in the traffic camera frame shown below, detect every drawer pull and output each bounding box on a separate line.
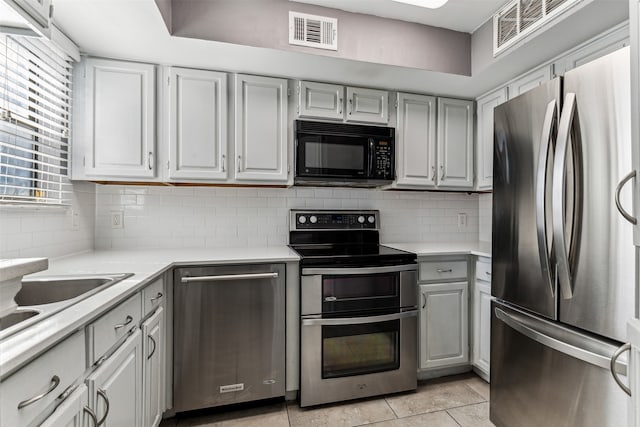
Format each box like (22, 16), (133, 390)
(436, 268), (453, 273)
(97, 388), (110, 426)
(147, 335), (157, 360)
(113, 315), (133, 331)
(150, 292), (163, 303)
(485, 272), (492, 276)
(17, 375), (60, 409)
(84, 406), (99, 426)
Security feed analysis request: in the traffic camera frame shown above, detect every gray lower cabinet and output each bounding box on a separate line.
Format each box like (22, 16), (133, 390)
(86, 329), (143, 427)
(419, 282), (469, 370)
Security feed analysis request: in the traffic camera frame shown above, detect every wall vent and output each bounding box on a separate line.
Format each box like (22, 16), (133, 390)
(493, 0), (578, 56)
(289, 11), (337, 51)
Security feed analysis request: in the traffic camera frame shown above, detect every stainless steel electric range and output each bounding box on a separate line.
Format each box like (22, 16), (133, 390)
(288, 209), (418, 407)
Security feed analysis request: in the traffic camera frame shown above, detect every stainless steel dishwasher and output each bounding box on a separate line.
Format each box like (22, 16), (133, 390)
(173, 263), (285, 412)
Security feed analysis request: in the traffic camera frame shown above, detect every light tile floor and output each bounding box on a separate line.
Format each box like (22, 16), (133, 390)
(160, 373), (494, 427)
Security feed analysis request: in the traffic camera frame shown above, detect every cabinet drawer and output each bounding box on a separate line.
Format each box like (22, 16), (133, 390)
(88, 293), (142, 365)
(476, 259), (492, 282)
(419, 260), (467, 282)
(0, 330), (85, 427)
(142, 278), (164, 316)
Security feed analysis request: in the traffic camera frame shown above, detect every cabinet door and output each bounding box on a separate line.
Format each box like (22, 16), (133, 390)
(556, 26), (629, 75)
(473, 280), (492, 377)
(87, 329), (143, 427)
(632, 0), (640, 246)
(436, 98), (474, 188)
(476, 88), (508, 190)
(346, 87), (389, 124)
(40, 384), (91, 427)
(297, 81), (344, 120)
(84, 58), (156, 178)
(395, 93), (437, 188)
(234, 74), (288, 182)
(168, 67), (228, 181)
(142, 308), (164, 427)
(507, 65), (551, 99)
(419, 282), (469, 370)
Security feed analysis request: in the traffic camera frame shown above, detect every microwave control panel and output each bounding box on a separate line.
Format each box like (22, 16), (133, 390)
(373, 140), (394, 179)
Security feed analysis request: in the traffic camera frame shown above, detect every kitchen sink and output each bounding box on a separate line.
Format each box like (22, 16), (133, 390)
(0, 273), (133, 340)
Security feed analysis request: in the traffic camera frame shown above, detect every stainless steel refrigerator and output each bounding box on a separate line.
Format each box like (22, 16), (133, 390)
(491, 47), (636, 427)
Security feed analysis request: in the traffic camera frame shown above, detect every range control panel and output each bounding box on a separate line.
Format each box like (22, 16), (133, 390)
(290, 210), (379, 230)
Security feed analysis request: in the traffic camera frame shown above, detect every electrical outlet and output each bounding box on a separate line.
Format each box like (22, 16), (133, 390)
(457, 213), (467, 228)
(111, 211), (124, 229)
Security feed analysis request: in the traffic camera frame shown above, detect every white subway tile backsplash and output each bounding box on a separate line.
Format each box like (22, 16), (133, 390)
(92, 185), (480, 250)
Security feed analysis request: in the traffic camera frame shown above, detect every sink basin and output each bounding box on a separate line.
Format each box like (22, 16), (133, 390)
(0, 273), (133, 341)
(16, 273), (133, 306)
(0, 308), (41, 331)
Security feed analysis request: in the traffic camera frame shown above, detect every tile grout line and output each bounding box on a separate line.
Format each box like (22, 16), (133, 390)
(383, 397), (401, 420)
(445, 408), (465, 427)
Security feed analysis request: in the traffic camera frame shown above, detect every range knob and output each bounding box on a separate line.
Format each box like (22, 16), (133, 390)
(298, 216), (307, 224)
(368, 216), (375, 224)
(310, 216), (318, 224)
(358, 216), (365, 224)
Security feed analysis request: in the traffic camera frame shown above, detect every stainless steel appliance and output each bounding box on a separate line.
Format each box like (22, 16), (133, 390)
(491, 47), (635, 427)
(294, 120), (395, 187)
(173, 264), (285, 413)
(289, 210), (418, 407)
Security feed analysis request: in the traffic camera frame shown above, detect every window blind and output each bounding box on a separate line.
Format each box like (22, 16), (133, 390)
(0, 33), (73, 205)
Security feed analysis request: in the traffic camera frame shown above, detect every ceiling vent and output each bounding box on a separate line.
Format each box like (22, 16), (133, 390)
(493, 0), (578, 56)
(289, 11), (338, 51)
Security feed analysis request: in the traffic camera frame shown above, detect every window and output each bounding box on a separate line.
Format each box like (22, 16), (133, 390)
(0, 33), (73, 205)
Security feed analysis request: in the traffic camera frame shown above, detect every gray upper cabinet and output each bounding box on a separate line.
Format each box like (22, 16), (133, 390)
(296, 81), (389, 124)
(83, 58), (156, 179)
(437, 97), (474, 188)
(346, 87), (389, 124)
(234, 74), (289, 183)
(507, 65), (551, 99)
(167, 67), (228, 181)
(476, 87), (508, 190)
(395, 93), (437, 187)
(297, 81), (343, 120)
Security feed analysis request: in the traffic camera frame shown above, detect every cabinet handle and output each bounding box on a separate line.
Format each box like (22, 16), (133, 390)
(114, 315), (133, 331)
(17, 375), (60, 409)
(436, 268), (453, 273)
(421, 293), (426, 309)
(615, 170), (637, 225)
(221, 154), (226, 172)
(440, 165), (445, 180)
(148, 335), (157, 360)
(84, 406), (99, 427)
(431, 165), (435, 180)
(610, 343), (631, 396)
(237, 155), (241, 173)
(148, 151), (153, 170)
(150, 292), (163, 304)
(96, 388), (110, 426)
(338, 97), (343, 115)
(485, 271), (491, 276)
(348, 98), (352, 115)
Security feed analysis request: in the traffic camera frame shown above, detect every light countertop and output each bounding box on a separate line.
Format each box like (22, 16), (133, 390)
(384, 241), (491, 258)
(0, 258), (48, 282)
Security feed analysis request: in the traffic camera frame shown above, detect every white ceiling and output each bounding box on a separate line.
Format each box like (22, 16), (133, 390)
(289, 0), (506, 33)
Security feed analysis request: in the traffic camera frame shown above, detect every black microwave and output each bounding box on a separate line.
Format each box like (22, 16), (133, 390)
(294, 120), (395, 187)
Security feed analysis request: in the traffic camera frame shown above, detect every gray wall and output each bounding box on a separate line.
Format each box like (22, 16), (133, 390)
(171, 0), (471, 76)
(154, 0), (172, 33)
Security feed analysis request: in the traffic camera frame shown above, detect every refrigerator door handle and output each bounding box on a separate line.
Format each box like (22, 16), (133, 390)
(615, 170), (637, 225)
(610, 342), (631, 396)
(536, 99), (557, 297)
(552, 92), (577, 299)
(495, 307), (627, 373)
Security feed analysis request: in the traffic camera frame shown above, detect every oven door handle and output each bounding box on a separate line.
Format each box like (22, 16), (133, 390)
(301, 264), (416, 276)
(301, 310), (417, 326)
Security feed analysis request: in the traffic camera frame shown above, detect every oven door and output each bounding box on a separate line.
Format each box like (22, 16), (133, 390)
(300, 310), (418, 407)
(300, 265), (417, 316)
(296, 134), (372, 180)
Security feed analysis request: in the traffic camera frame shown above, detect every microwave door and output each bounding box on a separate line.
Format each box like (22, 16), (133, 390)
(298, 136), (368, 178)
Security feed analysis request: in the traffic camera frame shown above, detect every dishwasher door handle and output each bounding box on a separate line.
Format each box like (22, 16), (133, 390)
(180, 272), (279, 283)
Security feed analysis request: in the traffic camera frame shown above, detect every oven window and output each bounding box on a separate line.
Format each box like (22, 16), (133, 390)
(304, 140), (364, 171)
(322, 320), (400, 379)
(323, 273), (399, 313)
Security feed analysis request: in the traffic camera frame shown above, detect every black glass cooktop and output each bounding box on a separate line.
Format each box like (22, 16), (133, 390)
(290, 244), (416, 268)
